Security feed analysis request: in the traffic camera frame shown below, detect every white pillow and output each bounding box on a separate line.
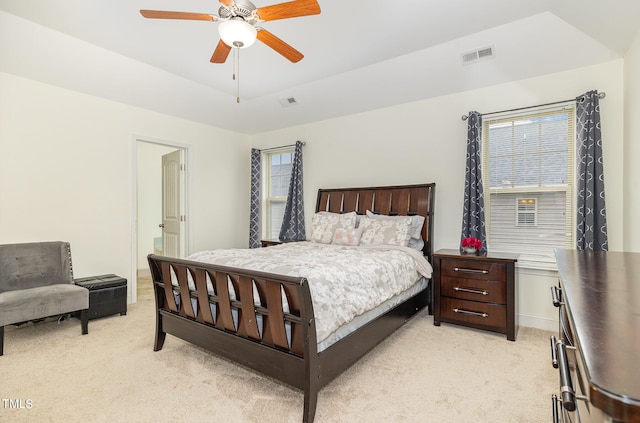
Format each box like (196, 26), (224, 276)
(359, 216), (412, 247)
(311, 212), (357, 244)
(332, 227), (363, 246)
(365, 210), (425, 250)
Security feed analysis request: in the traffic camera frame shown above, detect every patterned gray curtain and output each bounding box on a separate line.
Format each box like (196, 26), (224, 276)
(576, 90), (608, 251)
(460, 111), (487, 253)
(279, 141), (306, 241)
(249, 148), (261, 248)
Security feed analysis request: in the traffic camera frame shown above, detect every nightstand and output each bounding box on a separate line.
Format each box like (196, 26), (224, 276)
(260, 239), (283, 247)
(433, 249), (518, 341)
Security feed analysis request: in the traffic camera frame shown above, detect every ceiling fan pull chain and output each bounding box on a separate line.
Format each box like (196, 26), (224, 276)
(236, 47), (241, 103)
(232, 46), (237, 82)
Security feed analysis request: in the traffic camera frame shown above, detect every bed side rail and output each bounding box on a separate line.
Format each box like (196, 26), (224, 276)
(147, 254), (316, 358)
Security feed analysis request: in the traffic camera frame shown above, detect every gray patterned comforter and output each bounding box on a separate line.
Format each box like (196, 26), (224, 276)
(185, 242), (432, 343)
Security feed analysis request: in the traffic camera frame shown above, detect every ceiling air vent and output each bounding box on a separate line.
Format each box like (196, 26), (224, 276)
(279, 97), (299, 107)
(462, 45), (495, 64)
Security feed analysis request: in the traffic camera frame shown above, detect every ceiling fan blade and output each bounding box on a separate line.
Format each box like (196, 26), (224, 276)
(211, 40), (232, 63)
(218, 0), (235, 6)
(140, 10), (216, 21)
(256, 0), (321, 21)
(257, 29), (304, 63)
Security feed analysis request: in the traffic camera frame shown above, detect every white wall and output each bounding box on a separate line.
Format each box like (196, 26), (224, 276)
(0, 72), (250, 302)
(624, 31), (640, 252)
(251, 60), (626, 330)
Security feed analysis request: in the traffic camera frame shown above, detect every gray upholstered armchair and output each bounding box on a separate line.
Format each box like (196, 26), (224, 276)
(0, 241), (89, 356)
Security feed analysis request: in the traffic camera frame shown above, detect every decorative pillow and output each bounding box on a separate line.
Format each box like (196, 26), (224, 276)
(359, 216), (412, 247)
(365, 210), (425, 250)
(332, 227), (363, 246)
(311, 212), (357, 244)
(319, 211), (363, 227)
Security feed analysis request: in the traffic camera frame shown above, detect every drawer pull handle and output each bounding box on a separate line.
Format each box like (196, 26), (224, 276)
(551, 395), (559, 423)
(555, 340), (576, 412)
(453, 286), (488, 295)
(453, 267), (489, 274)
(550, 335), (558, 368)
(453, 308), (488, 318)
(551, 285), (563, 307)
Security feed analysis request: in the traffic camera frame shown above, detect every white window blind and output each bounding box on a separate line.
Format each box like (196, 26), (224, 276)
(263, 149), (293, 240)
(482, 106), (575, 266)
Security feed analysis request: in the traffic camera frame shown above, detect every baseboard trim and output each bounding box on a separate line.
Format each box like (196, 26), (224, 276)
(137, 268), (150, 277)
(519, 313), (558, 332)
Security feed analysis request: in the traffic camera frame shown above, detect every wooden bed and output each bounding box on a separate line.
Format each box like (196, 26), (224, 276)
(147, 183), (435, 423)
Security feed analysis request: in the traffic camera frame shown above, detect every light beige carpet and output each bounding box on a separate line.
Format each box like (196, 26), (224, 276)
(2, 281), (556, 422)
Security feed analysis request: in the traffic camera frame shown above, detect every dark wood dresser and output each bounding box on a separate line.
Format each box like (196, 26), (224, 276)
(552, 249), (640, 423)
(433, 249), (518, 341)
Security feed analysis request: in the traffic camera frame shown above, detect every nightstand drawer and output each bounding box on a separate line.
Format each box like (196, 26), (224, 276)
(441, 276), (506, 304)
(440, 259), (506, 282)
(440, 297), (506, 331)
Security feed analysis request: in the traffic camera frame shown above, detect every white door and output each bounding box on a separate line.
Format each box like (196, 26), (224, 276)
(161, 149), (186, 258)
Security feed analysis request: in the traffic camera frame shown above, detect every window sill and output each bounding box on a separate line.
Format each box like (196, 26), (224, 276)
(485, 250), (560, 273)
(515, 260), (558, 274)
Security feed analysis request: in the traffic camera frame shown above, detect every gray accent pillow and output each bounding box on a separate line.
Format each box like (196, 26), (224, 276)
(359, 216), (412, 247)
(365, 210), (425, 251)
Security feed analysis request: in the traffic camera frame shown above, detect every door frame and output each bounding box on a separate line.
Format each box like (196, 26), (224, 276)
(130, 134), (193, 304)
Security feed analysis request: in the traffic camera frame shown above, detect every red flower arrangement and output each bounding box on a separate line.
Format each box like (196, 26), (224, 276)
(461, 237), (483, 250)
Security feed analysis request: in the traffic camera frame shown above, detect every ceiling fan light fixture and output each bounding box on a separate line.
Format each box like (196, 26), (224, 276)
(218, 19), (257, 48)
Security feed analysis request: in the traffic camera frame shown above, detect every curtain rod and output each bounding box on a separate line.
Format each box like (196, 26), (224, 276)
(460, 92), (606, 121)
(259, 141), (306, 153)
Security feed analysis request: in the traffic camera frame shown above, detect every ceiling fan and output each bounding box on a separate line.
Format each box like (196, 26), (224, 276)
(140, 0), (321, 64)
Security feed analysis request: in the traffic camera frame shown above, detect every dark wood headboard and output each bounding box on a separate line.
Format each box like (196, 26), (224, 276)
(315, 183), (436, 260)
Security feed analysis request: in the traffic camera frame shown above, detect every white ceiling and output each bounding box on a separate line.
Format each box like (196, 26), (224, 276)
(1, 0), (639, 134)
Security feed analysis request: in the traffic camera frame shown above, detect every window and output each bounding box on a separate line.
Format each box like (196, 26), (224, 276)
(517, 198), (537, 226)
(482, 106), (575, 266)
(263, 149), (293, 239)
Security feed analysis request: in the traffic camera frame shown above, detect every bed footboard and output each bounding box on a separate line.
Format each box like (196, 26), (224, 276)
(147, 254), (320, 423)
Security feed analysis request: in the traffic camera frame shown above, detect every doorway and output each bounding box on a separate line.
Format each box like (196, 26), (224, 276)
(132, 136), (191, 303)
